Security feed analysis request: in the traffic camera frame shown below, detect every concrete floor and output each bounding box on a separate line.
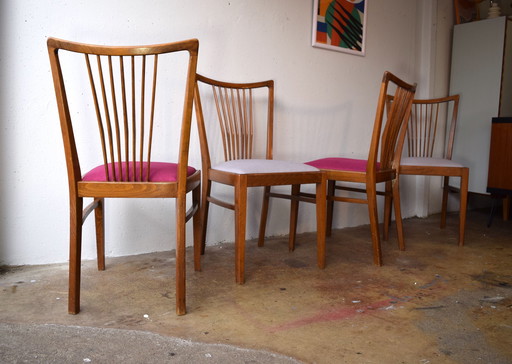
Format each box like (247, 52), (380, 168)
(1, 208), (511, 363)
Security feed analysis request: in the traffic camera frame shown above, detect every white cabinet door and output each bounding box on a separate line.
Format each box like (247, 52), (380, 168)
(449, 17), (506, 194)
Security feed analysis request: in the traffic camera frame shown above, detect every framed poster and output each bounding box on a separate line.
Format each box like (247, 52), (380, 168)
(312, 0), (367, 56)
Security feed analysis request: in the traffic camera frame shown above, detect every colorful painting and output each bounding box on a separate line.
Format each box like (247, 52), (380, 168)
(312, 0), (367, 56)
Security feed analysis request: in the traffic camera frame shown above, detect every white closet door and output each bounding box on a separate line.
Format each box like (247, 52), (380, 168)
(449, 16), (506, 193)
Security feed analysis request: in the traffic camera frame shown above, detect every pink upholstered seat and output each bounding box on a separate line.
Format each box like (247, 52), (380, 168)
(83, 162), (197, 182)
(306, 157), (380, 172)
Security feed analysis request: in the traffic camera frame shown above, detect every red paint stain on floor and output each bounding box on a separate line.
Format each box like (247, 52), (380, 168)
(269, 299), (395, 333)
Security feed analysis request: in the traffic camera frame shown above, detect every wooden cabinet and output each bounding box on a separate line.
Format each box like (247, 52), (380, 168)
(487, 117), (512, 220)
(487, 118), (512, 194)
(449, 16), (512, 194)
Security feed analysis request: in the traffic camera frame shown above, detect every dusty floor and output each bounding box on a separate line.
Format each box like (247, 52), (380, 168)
(1, 208), (511, 363)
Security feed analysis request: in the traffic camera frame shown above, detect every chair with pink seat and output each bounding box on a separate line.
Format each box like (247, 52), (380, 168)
(268, 71), (416, 266)
(47, 37), (200, 316)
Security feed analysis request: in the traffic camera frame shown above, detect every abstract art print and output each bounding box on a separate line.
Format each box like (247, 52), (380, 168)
(312, 0), (367, 56)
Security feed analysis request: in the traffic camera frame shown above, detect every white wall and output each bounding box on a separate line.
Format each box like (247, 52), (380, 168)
(0, 0), (451, 265)
(401, 0), (456, 218)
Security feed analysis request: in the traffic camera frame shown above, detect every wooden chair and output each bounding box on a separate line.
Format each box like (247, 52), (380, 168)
(279, 72), (416, 266)
(47, 37), (200, 315)
(385, 95), (469, 246)
(194, 74), (326, 284)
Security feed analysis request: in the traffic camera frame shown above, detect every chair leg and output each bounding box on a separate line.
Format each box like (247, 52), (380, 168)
(199, 179), (211, 255)
(193, 184), (202, 272)
(326, 180), (335, 237)
(175, 196), (187, 316)
(440, 176), (450, 229)
(383, 180), (393, 241)
(288, 184), (300, 252)
(366, 182), (383, 266)
(316, 178), (327, 269)
(392, 178), (405, 251)
(458, 169), (469, 246)
(504, 196), (511, 221)
(258, 186), (271, 247)
(94, 198), (105, 271)
(69, 196), (83, 315)
(235, 177), (248, 284)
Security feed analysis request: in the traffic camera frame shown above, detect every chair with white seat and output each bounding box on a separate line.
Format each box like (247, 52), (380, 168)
(384, 95), (469, 246)
(193, 74), (326, 284)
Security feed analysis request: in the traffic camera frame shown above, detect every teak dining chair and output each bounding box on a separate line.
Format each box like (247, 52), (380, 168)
(47, 37), (200, 315)
(278, 71), (416, 266)
(194, 74), (326, 284)
(385, 95), (468, 246)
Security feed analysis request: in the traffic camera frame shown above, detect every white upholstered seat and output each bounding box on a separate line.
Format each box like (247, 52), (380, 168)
(213, 159), (319, 174)
(400, 157), (465, 168)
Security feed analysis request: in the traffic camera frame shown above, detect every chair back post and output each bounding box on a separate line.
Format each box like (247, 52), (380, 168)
(48, 39), (84, 194)
(176, 44), (199, 195)
(380, 73), (416, 173)
(394, 97), (415, 170)
(194, 75), (213, 174)
(443, 94), (460, 160)
(366, 73), (390, 177)
(265, 80), (275, 160)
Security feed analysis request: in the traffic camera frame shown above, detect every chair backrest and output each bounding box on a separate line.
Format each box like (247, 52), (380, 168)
(47, 38), (199, 186)
(194, 74), (274, 168)
(405, 95), (460, 159)
(368, 72), (416, 175)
